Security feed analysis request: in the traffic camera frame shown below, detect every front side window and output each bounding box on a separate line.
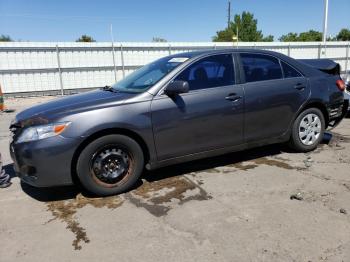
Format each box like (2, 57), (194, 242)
(175, 54), (235, 91)
(112, 56), (190, 93)
(240, 53), (283, 83)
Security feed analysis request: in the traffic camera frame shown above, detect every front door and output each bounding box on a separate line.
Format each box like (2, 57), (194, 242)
(151, 54), (244, 161)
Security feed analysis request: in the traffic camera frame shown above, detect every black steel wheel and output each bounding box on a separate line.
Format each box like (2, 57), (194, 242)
(90, 146), (132, 187)
(77, 135), (144, 196)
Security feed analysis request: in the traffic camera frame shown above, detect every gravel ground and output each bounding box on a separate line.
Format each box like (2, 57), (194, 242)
(1, 96), (350, 262)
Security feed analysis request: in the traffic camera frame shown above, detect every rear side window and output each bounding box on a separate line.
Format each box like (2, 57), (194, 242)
(281, 61), (302, 78)
(175, 54), (235, 91)
(240, 53), (283, 82)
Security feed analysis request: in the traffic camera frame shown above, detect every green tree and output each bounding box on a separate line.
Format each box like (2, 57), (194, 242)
(212, 28), (235, 42)
(298, 30), (322, 41)
(262, 35), (274, 42)
(279, 33), (298, 42)
(336, 28), (350, 41)
(213, 11), (272, 42)
(213, 27), (235, 42)
(76, 35), (96, 42)
(279, 30), (322, 42)
(232, 11), (263, 41)
(0, 34), (12, 42)
(152, 37), (167, 42)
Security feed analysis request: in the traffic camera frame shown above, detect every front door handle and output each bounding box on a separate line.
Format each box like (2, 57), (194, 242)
(294, 83), (306, 91)
(225, 93), (242, 102)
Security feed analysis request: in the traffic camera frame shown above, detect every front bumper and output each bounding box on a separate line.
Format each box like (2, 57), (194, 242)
(10, 135), (81, 187)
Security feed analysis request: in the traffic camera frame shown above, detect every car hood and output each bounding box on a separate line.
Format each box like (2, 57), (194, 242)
(14, 89), (136, 126)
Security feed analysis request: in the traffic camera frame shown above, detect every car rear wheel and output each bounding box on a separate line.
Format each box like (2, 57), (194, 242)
(288, 108), (325, 152)
(77, 134), (144, 196)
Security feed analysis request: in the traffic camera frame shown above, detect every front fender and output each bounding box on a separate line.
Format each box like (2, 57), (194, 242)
(59, 101), (157, 163)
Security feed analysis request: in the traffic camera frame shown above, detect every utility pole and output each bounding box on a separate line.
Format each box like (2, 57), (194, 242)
(322, 0), (329, 55)
(227, 0), (231, 29)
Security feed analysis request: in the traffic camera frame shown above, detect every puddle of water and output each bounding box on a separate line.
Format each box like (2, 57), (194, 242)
(251, 157), (294, 170)
(46, 193), (123, 250)
(43, 155), (296, 249)
(204, 157), (295, 174)
(129, 176), (212, 217)
(228, 162), (259, 171)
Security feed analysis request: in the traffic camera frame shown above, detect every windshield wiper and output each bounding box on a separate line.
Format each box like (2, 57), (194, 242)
(100, 85), (118, 93)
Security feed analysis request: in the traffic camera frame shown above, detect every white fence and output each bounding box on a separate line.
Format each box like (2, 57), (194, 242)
(0, 41), (349, 95)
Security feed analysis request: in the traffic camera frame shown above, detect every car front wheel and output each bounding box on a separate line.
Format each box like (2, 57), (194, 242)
(288, 108), (325, 152)
(76, 134), (144, 196)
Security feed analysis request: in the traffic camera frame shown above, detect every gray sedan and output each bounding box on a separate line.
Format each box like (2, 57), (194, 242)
(10, 49), (348, 196)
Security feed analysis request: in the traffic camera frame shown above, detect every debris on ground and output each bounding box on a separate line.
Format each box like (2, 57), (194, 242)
(0, 109), (16, 113)
(303, 156), (313, 168)
(339, 208), (347, 215)
(290, 192), (304, 201)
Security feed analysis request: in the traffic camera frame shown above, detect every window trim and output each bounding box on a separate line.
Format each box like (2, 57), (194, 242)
(238, 52), (284, 84)
(238, 52), (305, 84)
(156, 52), (237, 96)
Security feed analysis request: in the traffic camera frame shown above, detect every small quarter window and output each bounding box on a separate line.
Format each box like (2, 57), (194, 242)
(281, 61), (302, 78)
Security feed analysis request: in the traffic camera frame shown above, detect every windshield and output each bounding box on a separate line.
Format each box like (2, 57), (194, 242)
(112, 56), (190, 93)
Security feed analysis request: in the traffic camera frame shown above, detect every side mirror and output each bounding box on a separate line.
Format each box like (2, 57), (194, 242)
(164, 80), (189, 96)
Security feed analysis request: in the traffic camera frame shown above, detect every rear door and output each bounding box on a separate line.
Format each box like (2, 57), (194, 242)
(239, 53), (309, 142)
(151, 54), (244, 161)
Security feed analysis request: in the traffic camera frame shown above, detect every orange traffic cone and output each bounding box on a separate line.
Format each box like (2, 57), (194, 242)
(0, 84), (14, 113)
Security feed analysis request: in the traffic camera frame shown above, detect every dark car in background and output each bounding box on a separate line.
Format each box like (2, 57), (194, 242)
(10, 49), (348, 196)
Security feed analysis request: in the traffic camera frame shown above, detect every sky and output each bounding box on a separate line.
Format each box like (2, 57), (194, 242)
(0, 0), (349, 42)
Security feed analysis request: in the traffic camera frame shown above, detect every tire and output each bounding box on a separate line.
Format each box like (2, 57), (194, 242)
(288, 108), (325, 152)
(76, 134), (144, 196)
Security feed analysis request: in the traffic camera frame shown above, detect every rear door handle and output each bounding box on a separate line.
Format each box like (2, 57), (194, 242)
(294, 83), (306, 91)
(225, 93), (242, 102)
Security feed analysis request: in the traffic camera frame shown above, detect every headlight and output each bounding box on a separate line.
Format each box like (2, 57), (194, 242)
(16, 122), (71, 143)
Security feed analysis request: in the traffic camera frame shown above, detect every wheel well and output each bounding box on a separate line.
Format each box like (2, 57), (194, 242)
(70, 128), (150, 185)
(301, 102), (329, 128)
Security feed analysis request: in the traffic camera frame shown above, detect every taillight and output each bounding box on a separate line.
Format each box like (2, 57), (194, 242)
(336, 79), (346, 91)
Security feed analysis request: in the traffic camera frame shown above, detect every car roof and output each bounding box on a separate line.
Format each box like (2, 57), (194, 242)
(170, 48), (282, 59)
(169, 48), (322, 77)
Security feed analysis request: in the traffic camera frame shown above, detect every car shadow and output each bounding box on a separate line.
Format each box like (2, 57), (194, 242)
(15, 132), (333, 203)
(20, 182), (80, 202)
(142, 143), (286, 183)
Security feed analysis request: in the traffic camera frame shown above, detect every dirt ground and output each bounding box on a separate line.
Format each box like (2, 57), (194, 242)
(1, 96), (350, 262)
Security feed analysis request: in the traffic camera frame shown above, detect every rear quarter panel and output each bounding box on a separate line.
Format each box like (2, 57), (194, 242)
(305, 74), (344, 123)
